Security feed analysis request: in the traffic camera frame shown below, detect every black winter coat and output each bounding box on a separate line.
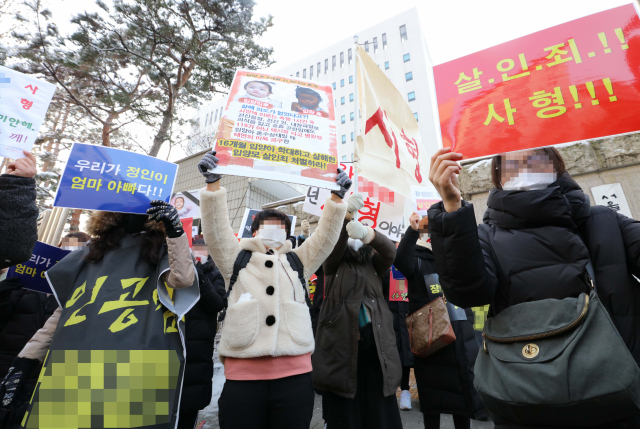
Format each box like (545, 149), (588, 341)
(180, 263), (225, 415)
(0, 277), (58, 403)
(383, 270), (413, 368)
(394, 227), (487, 419)
(0, 175), (38, 269)
(428, 173), (640, 427)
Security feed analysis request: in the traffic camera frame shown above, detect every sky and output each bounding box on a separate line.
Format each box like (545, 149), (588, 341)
(29, 0), (634, 161)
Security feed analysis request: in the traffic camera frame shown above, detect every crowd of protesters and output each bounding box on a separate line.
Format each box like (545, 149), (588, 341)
(0, 145), (639, 429)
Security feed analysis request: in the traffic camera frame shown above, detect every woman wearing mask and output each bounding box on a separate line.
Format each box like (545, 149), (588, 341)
(313, 200), (402, 429)
(428, 146), (640, 428)
(394, 214), (486, 429)
(196, 150), (351, 429)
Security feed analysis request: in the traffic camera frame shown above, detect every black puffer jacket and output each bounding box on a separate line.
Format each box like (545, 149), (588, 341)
(428, 173), (640, 427)
(394, 227), (487, 419)
(0, 277), (58, 399)
(180, 263), (225, 415)
(0, 175), (38, 269)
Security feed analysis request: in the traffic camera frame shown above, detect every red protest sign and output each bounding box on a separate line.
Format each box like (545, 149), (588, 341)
(433, 4), (640, 159)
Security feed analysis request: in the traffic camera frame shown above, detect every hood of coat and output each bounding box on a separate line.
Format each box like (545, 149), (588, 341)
(483, 172), (590, 231)
(239, 236), (293, 254)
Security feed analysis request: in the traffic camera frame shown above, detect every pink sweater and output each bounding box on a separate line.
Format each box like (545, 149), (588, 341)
(224, 353), (312, 380)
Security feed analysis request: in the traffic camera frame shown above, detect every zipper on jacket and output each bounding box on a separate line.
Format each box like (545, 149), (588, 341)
(279, 260), (300, 303)
(483, 294), (589, 343)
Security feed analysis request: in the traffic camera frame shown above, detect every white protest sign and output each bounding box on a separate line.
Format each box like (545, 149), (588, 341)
(171, 190), (201, 219)
(0, 66), (56, 159)
(410, 185), (441, 217)
(304, 164), (405, 241)
(212, 70), (339, 190)
(590, 183), (633, 219)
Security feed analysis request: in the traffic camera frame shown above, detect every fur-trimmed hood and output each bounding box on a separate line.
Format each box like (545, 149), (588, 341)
(86, 211), (164, 236)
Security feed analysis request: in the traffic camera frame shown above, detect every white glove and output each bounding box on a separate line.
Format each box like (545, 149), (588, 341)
(301, 219), (310, 237)
(347, 193), (364, 214)
(346, 220), (369, 241)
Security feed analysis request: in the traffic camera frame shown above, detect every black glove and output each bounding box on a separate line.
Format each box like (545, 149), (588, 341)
(331, 168), (352, 199)
(147, 201), (184, 238)
(288, 236), (297, 249)
(0, 357), (38, 410)
(198, 150), (222, 184)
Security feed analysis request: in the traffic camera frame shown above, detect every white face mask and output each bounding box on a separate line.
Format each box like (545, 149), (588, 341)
(62, 246), (83, 251)
(258, 226), (286, 249)
(348, 238), (363, 251)
(502, 171), (557, 191)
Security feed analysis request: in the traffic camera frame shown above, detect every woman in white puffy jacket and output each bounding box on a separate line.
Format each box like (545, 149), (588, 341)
(197, 150), (354, 429)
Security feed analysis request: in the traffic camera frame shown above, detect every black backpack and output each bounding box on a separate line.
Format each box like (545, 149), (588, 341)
(223, 249), (311, 310)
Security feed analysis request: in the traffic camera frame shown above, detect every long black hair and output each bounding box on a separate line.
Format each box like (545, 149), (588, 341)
(343, 241), (375, 265)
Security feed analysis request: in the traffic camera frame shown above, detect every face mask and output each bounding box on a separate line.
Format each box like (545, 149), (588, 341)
(502, 171), (557, 191)
(348, 238), (363, 251)
(62, 246), (83, 251)
(258, 227), (286, 249)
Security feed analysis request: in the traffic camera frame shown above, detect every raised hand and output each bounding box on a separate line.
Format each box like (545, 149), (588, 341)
(346, 220), (368, 241)
(409, 212), (420, 231)
(198, 150), (222, 184)
(428, 148), (463, 213)
(6, 151), (37, 178)
(147, 200), (184, 238)
(331, 168), (352, 199)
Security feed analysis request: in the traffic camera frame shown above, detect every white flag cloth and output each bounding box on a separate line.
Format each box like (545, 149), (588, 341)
(355, 45), (429, 197)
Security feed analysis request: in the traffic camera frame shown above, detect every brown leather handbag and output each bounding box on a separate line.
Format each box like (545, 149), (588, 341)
(405, 296), (456, 357)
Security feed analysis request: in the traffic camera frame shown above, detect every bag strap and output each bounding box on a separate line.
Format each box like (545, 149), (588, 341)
(286, 252), (312, 309)
(225, 250), (253, 304)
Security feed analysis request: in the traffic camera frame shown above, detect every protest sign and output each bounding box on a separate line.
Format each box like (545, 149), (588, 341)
(238, 208), (296, 239)
(54, 143), (178, 214)
(170, 190), (200, 219)
(211, 70), (339, 190)
(389, 266), (408, 302)
(182, 217), (194, 248)
(590, 183), (633, 218)
(433, 4), (640, 159)
(303, 163), (405, 241)
(410, 185), (440, 217)
(6, 241), (70, 294)
(0, 66), (56, 159)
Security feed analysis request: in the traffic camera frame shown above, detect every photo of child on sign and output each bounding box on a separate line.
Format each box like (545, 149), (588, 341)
(212, 70), (339, 190)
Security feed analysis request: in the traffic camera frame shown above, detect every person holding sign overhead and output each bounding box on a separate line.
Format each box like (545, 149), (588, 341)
(428, 146), (640, 428)
(394, 213), (486, 428)
(197, 150), (350, 429)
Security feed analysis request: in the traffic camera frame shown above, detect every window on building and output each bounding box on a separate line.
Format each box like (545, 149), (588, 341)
(349, 93), (354, 102)
(340, 79), (344, 87)
(214, 109), (218, 122)
(317, 62), (321, 77)
(385, 61), (389, 70)
(332, 55), (336, 71)
(414, 112), (419, 121)
(403, 53), (410, 62)
(351, 153), (354, 161)
(405, 71), (413, 81)
(400, 24), (407, 41)
(303, 69), (306, 79)
(325, 59), (328, 73)
(205, 113), (209, 126)
(351, 132), (354, 141)
(342, 155), (347, 160)
(296, 71), (299, 77)
(348, 48), (352, 64)
(342, 135), (347, 144)
(382, 33), (387, 49)
(365, 41), (369, 52)
(350, 112), (354, 121)
(349, 75), (353, 84)
(341, 96), (345, 105)
(310, 65), (313, 79)
(340, 52), (344, 68)
(332, 82), (336, 90)
(334, 99), (337, 107)
(373, 37), (378, 52)
(408, 91), (416, 102)
(341, 115), (346, 124)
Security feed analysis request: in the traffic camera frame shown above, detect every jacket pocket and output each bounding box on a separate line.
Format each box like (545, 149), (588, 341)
(223, 299), (260, 350)
(284, 301), (313, 346)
